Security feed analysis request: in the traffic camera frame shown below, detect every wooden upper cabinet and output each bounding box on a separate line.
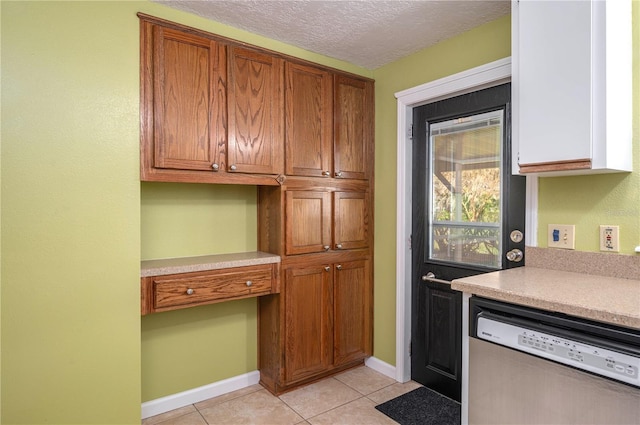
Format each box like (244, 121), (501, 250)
(149, 26), (226, 173)
(228, 47), (284, 175)
(334, 191), (369, 251)
(334, 75), (373, 180)
(284, 189), (369, 255)
(139, 16), (282, 185)
(285, 62), (333, 178)
(285, 190), (332, 255)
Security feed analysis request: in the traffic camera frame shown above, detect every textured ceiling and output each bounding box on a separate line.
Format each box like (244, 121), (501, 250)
(155, 0), (510, 69)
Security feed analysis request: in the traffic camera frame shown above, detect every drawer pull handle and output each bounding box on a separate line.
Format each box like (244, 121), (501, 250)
(186, 288), (194, 295)
(335, 171), (343, 177)
(336, 264), (342, 270)
(246, 280), (253, 287)
(324, 266), (330, 272)
(211, 163), (219, 171)
(323, 245), (330, 251)
(322, 171), (330, 176)
(335, 243), (343, 249)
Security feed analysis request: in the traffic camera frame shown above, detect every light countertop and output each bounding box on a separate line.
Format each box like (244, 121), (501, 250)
(452, 267), (640, 329)
(141, 251), (280, 277)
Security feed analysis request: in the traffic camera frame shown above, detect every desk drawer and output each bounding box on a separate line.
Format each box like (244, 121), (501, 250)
(141, 264), (276, 314)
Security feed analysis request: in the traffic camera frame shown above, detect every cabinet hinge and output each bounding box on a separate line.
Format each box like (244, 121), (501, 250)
(408, 125), (414, 140)
(409, 340), (412, 357)
(409, 234), (412, 250)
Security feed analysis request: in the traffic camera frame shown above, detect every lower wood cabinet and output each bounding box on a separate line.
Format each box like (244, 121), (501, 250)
(283, 264), (333, 383)
(258, 256), (372, 394)
(333, 259), (372, 366)
(141, 263), (279, 315)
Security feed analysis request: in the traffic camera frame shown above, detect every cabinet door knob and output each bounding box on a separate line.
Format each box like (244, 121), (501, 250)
(335, 243), (343, 249)
(230, 165), (237, 171)
(336, 264), (342, 270)
(323, 245), (330, 251)
(211, 163), (219, 171)
(324, 266), (330, 272)
(246, 280), (253, 287)
(186, 288), (194, 295)
(335, 171), (343, 178)
(322, 171), (330, 176)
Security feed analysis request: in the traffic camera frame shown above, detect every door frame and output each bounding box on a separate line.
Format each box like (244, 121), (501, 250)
(394, 57), (538, 382)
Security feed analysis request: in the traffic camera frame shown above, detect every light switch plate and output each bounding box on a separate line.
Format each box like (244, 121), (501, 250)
(548, 224), (575, 250)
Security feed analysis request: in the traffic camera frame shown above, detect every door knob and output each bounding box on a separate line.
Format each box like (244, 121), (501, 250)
(421, 272), (451, 285)
(506, 249), (524, 262)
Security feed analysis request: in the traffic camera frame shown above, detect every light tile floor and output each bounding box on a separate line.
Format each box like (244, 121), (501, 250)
(142, 366), (422, 425)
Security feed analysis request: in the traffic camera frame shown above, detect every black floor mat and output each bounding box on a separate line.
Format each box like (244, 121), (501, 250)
(375, 386), (461, 425)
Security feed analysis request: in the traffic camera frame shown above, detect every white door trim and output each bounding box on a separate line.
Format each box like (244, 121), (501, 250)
(394, 57), (532, 382)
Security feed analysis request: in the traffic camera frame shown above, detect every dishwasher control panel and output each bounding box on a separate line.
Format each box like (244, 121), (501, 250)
(477, 316), (640, 387)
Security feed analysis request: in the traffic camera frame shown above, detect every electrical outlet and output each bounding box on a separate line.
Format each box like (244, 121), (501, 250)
(548, 224), (575, 249)
(599, 225), (620, 252)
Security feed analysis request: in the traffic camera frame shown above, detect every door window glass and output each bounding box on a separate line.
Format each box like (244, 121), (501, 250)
(428, 110), (503, 268)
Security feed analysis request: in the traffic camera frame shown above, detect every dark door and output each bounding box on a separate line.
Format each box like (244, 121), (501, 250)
(411, 83), (526, 401)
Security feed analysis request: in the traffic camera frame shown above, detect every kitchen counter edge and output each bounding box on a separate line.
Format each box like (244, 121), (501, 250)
(451, 267), (640, 330)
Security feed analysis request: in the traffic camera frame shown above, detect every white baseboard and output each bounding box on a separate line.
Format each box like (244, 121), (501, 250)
(365, 356), (397, 380)
(142, 359), (397, 419)
(141, 370), (260, 419)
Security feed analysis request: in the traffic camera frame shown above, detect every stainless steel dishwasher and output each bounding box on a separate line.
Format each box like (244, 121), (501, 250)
(468, 296), (640, 424)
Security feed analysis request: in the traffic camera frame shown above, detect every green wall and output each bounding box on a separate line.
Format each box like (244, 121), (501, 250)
(2, 2), (141, 423)
(371, 15), (512, 365)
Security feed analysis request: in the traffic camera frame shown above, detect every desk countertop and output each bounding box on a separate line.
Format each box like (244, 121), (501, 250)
(141, 251), (281, 277)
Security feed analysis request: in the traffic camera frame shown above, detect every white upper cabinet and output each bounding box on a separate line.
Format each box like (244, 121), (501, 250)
(512, 0), (632, 175)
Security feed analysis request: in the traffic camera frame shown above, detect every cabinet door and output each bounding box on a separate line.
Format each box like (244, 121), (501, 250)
(515, 0), (592, 170)
(228, 47), (284, 174)
(285, 62), (333, 177)
(152, 26), (225, 171)
(334, 75), (373, 180)
(284, 265), (333, 383)
(333, 259), (372, 366)
(285, 191), (331, 255)
(334, 191), (369, 251)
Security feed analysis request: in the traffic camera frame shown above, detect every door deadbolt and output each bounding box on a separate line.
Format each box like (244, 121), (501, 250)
(510, 230), (524, 243)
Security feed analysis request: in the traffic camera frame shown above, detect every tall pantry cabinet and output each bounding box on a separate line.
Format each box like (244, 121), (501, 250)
(138, 14), (374, 395)
(258, 70), (374, 394)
